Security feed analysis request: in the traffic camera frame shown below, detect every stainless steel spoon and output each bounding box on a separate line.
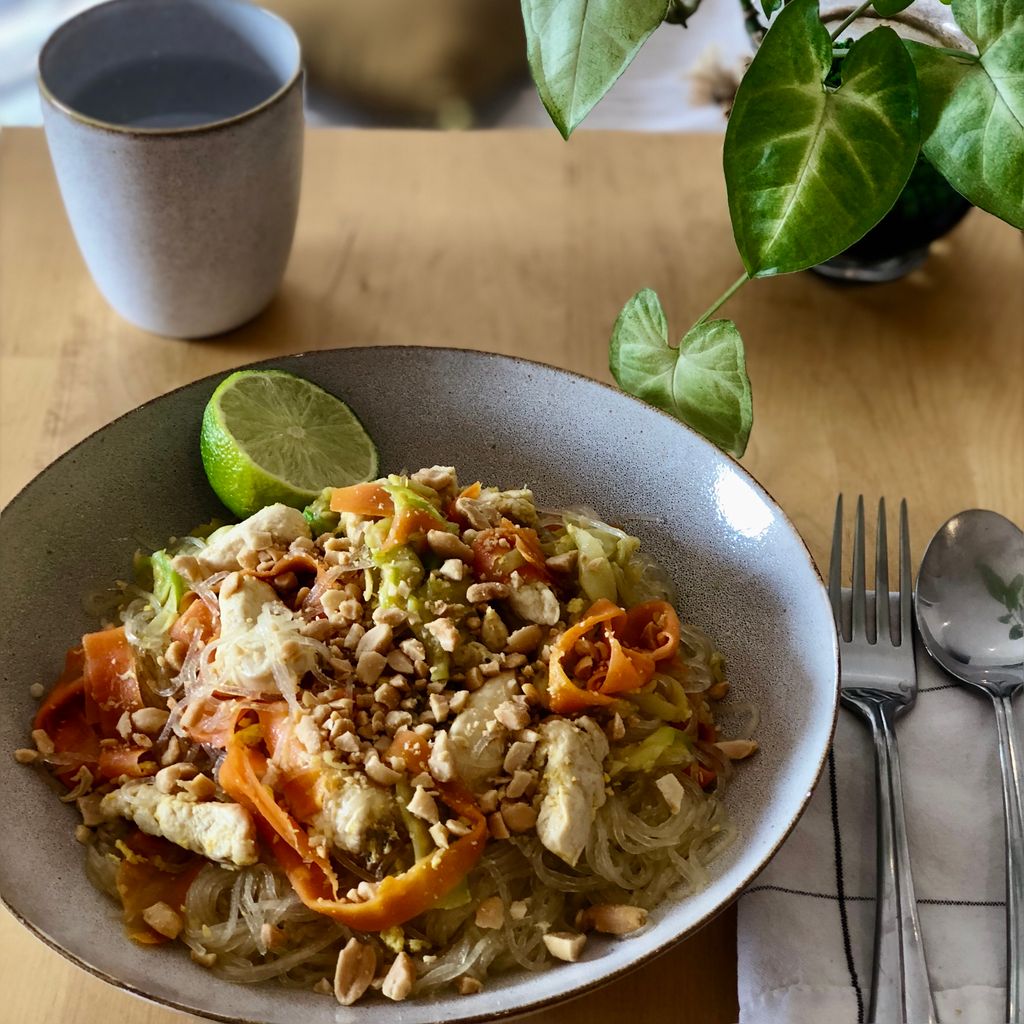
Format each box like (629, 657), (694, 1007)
(916, 509), (1024, 1024)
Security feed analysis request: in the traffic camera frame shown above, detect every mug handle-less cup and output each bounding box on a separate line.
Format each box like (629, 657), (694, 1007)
(38, 0), (303, 338)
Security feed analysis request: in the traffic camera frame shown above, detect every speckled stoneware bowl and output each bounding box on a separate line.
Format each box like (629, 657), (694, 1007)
(0, 348), (838, 1023)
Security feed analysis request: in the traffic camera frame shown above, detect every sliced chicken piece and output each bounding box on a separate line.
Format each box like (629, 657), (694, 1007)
(507, 579), (560, 626)
(214, 573), (317, 697)
(447, 672), (518, 792)
(100, 780), (257, 866)
(456, 487), (538, 529)
(179, 504), (310, 576)
(536, 717), (609, 867)
(312, 767), (399, 857)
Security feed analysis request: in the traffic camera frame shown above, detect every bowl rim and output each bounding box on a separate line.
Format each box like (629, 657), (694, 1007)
(0, 344), (839, 1023)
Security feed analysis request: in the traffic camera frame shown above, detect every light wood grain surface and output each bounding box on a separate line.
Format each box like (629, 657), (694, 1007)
(1, 126), (1022, 1024)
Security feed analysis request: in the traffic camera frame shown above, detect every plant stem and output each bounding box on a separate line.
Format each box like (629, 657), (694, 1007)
(736, 0), (768, 47)
(926, 44), (979, 60)
(829, 0), (872, 41)
(696, 273), (749, 325)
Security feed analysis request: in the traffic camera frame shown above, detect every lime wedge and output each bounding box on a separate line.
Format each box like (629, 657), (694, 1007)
(200, 370), (378, 518)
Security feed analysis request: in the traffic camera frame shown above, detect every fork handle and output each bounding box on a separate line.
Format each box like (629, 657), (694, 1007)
(993, 692), (1024, 1024)
(865, 701), (937, 1024)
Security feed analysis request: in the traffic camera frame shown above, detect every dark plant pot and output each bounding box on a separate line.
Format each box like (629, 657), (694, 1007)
(813, 154), (972, 282)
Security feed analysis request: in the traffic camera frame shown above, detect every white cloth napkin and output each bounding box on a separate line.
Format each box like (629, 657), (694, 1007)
(737, 598), (1010, 1024)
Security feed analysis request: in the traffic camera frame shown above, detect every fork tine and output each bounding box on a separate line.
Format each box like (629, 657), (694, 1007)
(899, 498), (912, 647)
(828, 494), (844, 637)
(875, 497), (890, 644)
(851, 495), (867, 639)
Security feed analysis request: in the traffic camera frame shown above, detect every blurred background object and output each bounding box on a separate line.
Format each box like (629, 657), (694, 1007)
(262, 0), (527, 126)
(0, 0), (751, 129)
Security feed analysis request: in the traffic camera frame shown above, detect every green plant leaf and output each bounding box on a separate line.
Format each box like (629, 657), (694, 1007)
(906, 2), (1024, 229)
(1008, 573), (1023, 610)
(521, 0), (669, 139)
(724, 0), (919, 276)
(978, 562), (1008, 602)
(873, 0), (915, 14)
(762, 0), (783, 17)
(609, 289), (753, 457)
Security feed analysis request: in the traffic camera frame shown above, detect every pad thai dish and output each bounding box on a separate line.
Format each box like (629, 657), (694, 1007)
(19, 467), (756, 1004)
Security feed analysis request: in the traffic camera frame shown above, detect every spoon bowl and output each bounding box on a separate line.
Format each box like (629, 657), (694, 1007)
(916, 509), (1024, 699)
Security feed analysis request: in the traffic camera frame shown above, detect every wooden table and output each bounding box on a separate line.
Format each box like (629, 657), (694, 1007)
(1, 126), (1022, 1024)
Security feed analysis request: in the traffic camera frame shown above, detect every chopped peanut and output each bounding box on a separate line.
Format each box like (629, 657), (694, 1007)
(503, 740), (535, 773)
(715, 739), (759, 760)
(500, 801), (537, 833)
(131, 707), (169, 735)
(475, 896), (505, 930)
(656, 773), (685, 815)
(142, 901), (183, 939)
(466, 581), (509, 603)
(154, 762), (197, 794)
(334, 938), (377, 1006)
(543, 931), (587, 962)
(31, 729), (55, 755)
(365, 756), (403, 786)
(545, 551), (578, 573)
(427, 530), (474, 561)
(382, 951), (416, 1001)
(428, 692), (449, 723)
(494, 699), (531, 731)
(428, 730), (456, 782)
(506, 769), (535, 800)
(386, 649), (415, 674)
(356, 650), (387, 686)
(505, 623), (544, 654)
(488, 812), (510, 840)
(439, 558), (466, 581)
(356, 623), (393, 657)
(428, 821), (450, 849)
(576, 904), (648, 935)
(407, 786), (439, 824)
(425, 617), (461, 653)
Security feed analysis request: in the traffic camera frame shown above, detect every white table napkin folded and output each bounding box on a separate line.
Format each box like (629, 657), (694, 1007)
(737, 605), (1010, 1024)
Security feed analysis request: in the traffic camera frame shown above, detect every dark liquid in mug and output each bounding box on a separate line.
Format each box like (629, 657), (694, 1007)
(67, 55), (281, 128)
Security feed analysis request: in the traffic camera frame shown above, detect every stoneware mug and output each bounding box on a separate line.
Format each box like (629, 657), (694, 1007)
(38, 0), (303, 338)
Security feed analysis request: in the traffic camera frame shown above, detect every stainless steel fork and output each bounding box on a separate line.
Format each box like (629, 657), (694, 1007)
(829, 495), (936, 1024)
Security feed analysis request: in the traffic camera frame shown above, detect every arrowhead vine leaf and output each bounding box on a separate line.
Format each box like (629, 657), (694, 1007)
(906, 0), (1024, 229)
(609, 289), (753, 458)
(724, 0), (920, 277)
(520, 0), (669, 138)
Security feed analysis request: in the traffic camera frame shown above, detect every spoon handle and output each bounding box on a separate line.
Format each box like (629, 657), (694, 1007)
(993, 692), (1024, 1024)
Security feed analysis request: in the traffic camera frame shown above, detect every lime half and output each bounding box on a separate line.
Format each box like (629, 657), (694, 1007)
(200, 370), (379, 518)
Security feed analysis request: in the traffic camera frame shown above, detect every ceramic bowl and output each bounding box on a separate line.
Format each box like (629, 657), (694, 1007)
(0, 347), (838, 1023)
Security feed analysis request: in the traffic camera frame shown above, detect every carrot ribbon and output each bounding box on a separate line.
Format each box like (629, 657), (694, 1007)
(218, 710), (486, 931)
(34, 630), (156, 783)
(331, 482), (446, 551)
(548, 598), (681, 714)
